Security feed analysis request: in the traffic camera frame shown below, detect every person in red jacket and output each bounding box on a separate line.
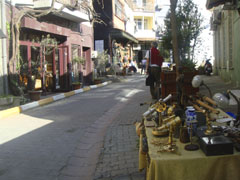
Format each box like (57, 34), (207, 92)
(145, 41), (164, 99)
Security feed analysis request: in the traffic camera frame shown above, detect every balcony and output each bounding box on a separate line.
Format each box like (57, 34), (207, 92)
(33, 0), (89, 23)
(134, 29), (156, 41)
(133, 2), (155, 12)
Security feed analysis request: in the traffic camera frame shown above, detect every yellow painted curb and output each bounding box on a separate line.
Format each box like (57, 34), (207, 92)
(97, 84), (103, 87)
(64, 91), (75, 97)
(83, 87), (91, 91)
(0, 107), (22, 119)
(38, 97), (54, 106)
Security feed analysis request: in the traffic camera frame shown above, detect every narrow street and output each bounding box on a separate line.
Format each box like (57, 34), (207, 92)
(0, 74), (148, 180)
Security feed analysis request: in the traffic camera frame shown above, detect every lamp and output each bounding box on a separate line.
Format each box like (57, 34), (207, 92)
(212, 93), (229, 108)
(192, 75), (212, 97)
(213, 90), (240, 126)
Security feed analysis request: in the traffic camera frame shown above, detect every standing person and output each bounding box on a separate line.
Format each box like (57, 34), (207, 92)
(145, 42), (164, 99)
(141, 58), (147, 74)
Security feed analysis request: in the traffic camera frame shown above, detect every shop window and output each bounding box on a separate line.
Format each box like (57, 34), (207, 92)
(19, 45), (28, 86)
(31, 47), (41, 78)
(19, 45), (28, 70)
(71, 44), (81, 82)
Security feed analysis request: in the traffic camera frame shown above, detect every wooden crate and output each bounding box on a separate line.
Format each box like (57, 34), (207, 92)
(161, 71), (199, 98)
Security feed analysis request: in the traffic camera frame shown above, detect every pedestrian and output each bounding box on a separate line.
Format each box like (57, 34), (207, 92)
(129, 60), (137, 73)
(141, 58), (147, 74)
(145, 41), (164, 99)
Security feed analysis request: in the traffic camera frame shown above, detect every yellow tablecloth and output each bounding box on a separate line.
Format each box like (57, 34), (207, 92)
(139, 125), (240, 180)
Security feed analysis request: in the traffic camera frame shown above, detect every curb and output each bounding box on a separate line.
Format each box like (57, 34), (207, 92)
(0, 81), (112, 119)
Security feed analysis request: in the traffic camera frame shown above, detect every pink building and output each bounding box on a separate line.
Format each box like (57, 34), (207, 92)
(6, 0), (94, 92)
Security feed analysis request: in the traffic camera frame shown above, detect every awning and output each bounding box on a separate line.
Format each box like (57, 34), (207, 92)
(206, 0), (228, 9)
(0, 29), (6, 39)
(110, 28), (138, 44)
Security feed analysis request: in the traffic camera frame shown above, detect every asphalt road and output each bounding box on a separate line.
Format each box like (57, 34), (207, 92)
(0, 74), (150, 180)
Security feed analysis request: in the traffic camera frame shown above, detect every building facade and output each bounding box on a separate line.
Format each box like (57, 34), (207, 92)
(207, 0), (240, 87)
(132, 0), (156, 62)
(5, 0), (94, 94)
(93, 0), (138, 65)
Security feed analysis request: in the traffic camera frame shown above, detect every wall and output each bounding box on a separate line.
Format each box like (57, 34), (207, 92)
(213, 9), (240, 87)
(233, 11), (240, 87)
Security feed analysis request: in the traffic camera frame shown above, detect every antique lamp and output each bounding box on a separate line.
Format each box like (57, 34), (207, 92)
(192, 75), (212, 97)
(213, 90), (240, 125)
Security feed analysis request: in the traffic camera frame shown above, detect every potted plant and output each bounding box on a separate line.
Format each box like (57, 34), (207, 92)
(71, 56), (86, 89)
(72, 81), (82, 90)
(20, 60), (42, 101)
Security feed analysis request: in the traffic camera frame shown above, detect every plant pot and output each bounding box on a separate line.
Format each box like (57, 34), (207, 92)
(72, 83), (81, 90)
(28, 90), (42, 101)
(94, 79), (102, 84)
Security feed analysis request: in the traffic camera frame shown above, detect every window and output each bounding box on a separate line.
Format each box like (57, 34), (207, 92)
(143, 0), (147, 6)
(115, 0), (123, 19)
(144, 19), (148, 30)
(135, 19), (142, 30)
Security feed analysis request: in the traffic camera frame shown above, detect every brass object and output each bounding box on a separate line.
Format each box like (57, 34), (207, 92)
(152, 115), (176, 137)
(157, 117), (181, 153)
(203, 96), (217, 106)
(196, 99), (219, 114)
(180, 126), (190, 143)
(167, 104), (176, 116)
(184, 121), (199, 151)
(152, 101), (167, 113)
(152, 128), (169, 136)
(193, 104), (205, 113)
(204, 111), (214, 135)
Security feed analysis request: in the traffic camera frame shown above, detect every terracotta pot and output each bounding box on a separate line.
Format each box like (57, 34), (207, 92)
(72, 83), (81, 90)
(94, 79), (102, 84)
(28, 90), (42, 101)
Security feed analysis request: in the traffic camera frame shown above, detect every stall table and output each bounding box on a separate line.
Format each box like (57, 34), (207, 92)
(139, 121), (240, 180)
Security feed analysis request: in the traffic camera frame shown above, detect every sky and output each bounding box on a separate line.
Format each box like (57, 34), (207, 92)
(156, 0), (213, 66)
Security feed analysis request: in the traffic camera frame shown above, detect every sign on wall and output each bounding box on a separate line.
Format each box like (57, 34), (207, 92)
(95, 40), (104, 53)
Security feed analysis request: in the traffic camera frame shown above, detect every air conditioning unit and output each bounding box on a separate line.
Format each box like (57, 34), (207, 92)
(91, 51), (98, 59)
(33, 0), (53, 9)
(14, 0), (34, 6)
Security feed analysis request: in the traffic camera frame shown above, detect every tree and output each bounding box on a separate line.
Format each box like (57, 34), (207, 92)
(170, 0), (180, 76)
(162, 0), (203, 68)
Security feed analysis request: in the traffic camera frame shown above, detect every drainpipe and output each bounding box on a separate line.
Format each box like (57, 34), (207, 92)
(1, 0), (9, 94)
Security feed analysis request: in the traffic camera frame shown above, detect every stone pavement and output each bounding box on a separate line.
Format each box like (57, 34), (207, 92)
(93, 76), (149, 180)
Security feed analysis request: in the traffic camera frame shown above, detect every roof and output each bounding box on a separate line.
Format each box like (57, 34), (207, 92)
(110, 28), (138, 44)
(206, 0), (226, 9)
